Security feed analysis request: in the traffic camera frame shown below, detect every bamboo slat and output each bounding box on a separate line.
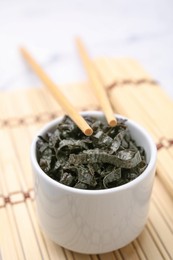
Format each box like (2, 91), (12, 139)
(145, 221), (169, 260)
(137, 226), (166, 260)
(113, 251), (124, 260)
(153, 178), (173, 230)
(132, 240), (146, 260)
(98, 252), (117, 260)
(0, 58), (173, 260)
(0, 207), (20, 260)
(25, 200), (50, 259)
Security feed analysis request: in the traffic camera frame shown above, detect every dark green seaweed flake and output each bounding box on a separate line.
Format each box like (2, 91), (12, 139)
(37, 115), (147, 190)
(68, 150), (141, 169)
(103, 168), (121, 188)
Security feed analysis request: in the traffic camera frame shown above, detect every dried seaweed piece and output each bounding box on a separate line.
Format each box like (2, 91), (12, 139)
(58, 116), (79, 138)
(93, 131), (113, 147)
(116, 150), (136, 160)
(131, 160), (147, 174)
(48, 129), (61, 148)
(99, 165), (116, 178)
(103, 168), (121, 188)
(101, 135), (113, 147)
(59, 172), (75, 186)
(77, 166), (97, 187)
(121, 138), (129, 149)
(129, 141), (138, 152)
(90, 163), (102, 175)
(88, 164), (95, 175)
(39, 148), (53, 173)
(58, 139), (88, 152)
(37, 115), (147, 190)
(90, 119), (104, 131)
(51, 155), (67, 172)
(110, 130), (126, 153)
(129, 173), (139, 180)
(69, 150), (141, 169)
(74, 182), (88, 189)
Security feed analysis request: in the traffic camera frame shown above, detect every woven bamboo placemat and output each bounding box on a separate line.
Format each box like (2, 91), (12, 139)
(0, 58), (173, 260)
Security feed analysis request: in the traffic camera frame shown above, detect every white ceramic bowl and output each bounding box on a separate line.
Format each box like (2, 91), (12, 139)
(31, 111), (157, 254)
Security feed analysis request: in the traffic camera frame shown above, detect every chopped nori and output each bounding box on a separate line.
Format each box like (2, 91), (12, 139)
(36, 115), (147, 190)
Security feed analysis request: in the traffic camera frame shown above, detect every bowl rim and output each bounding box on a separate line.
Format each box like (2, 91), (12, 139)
(31, 111), (157, 195)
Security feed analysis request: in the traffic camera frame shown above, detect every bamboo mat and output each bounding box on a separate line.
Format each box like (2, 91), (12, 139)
(0, 58), (173, 260)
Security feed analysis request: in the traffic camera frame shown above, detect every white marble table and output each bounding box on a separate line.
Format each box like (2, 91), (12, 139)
(0, 0), (173, 98)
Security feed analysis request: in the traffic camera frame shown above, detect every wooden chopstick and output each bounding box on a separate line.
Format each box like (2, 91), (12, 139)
(75, 37), (117, 127)
(20, 47), (93, 136)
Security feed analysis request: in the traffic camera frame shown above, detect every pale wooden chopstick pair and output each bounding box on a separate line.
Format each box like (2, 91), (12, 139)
(20, 38), (117, 136)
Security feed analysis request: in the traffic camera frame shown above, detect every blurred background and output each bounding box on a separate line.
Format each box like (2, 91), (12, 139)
(0, 0), (173, 97)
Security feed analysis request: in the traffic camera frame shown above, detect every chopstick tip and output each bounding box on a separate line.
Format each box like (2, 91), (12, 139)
(85, 128), (93, 136)
(19, 46), (27, 57)
(19, 46), (24, 52)
(109, 119), (117, 127)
